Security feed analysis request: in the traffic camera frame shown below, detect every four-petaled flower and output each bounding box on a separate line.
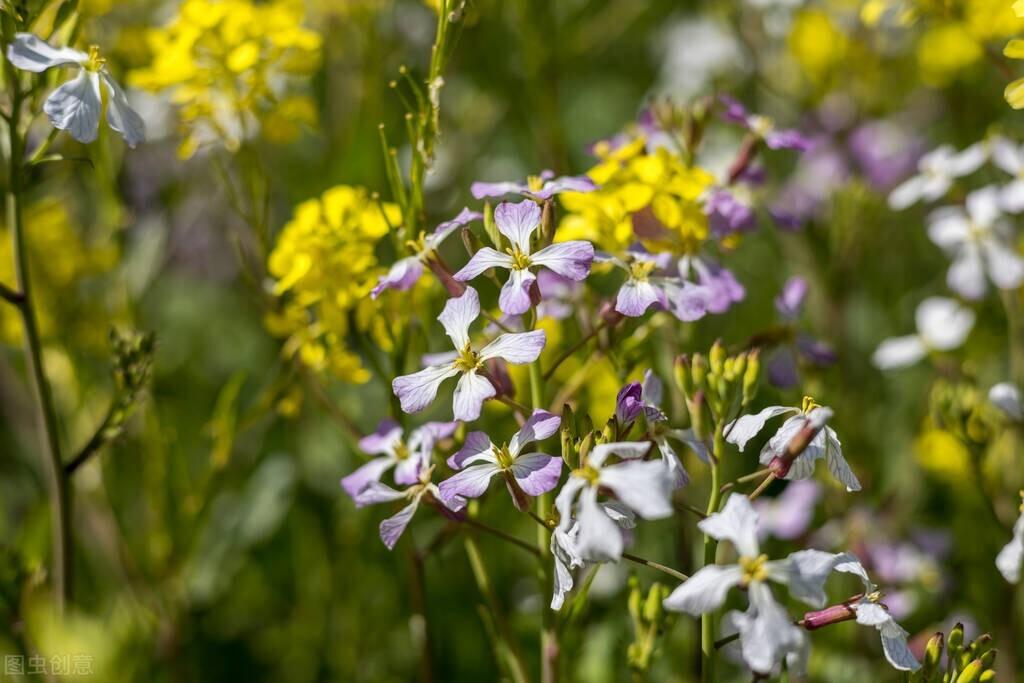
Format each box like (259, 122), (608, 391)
(439, 410), (563, 511)
(341, 419), (457, 498)
(602, 251), (708, 321)
(372, 208), (482, 298)
(726, 397), (861, 492)
(887, 143), (986, 210)
(926, 187), (1024, 300)
(615, 370), (709, 487)
(663, 494), (845, 675)
(471, 171), (598, 200)
(828, 557), (921, 671)
(6, 33), (144, 147)
(392, 286), (545, 421)
(454, 201), (594, 315)
(719, 95), (812, 152)
(351, 467), (455, 550)
(872, 297), (975, 370)
(555, 441), (674, 562)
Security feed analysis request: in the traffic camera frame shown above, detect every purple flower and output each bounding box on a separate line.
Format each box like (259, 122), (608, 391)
(719, 95), (812, 152)
(536, 270), (580, 321)
(454, 201), (594, 315)
(351, 469), (455, 550)
(439, 410), (563, 511)
(554, 441), (673, 561)
(392, 286), (545, 421)
(706, 189), (757, 237)
(847, 120), (925, 192)
(341, 419), (458, 498)
(754, 480), (822, 541)
(602, 250), (709, 321)
(767, 277), (835, 388)
(372, 208), (482, 298)
(775, 276), (808, 320)
(679, 256), (745, 314)
(471, 170), (598, 201)
(616, 370), (709, 487)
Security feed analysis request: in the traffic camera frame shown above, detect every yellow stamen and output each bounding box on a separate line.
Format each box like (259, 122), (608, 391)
(738, 554), (770, 585)
(84, 45), (106, 72)
(453, 343), (481, 372)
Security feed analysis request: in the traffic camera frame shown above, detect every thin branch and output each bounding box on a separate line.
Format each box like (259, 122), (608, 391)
(64, 403), (116, 475)
(463, 518), (541, 557)
(0, 281), (24, 305)
(543, 319), (609, 381)
(621, 552), (689, 583)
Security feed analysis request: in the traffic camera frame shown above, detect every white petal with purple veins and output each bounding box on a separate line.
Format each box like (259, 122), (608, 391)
(448, 431), (495, 469)
(352, 481), (407, 507)
(589, 441), (651, 466)
(438, 287), (480, 348)
(43, 70), (102, 144)
(379, 497), (421, 550)
(101, 71), (145, 147)
(393, 363), (460, 414)
(341, 457), (397, 498)
(531, 241), (594, 281)
(510, 410), (561, 455)
(438, 463), (501, 510)
(479, 329), (546, 364)
(494, 201), (542, 252)
(452, 370), (496, 421)
(372, 257), (424, 298)
(511, 454), (563, 496)
(499, 268), (537, 315)
(725, 406), (795, 451)
(359, 420), (403, 455)
(698, 494), (760, 557)
(663, 564), (743, 615)
(453, 247), (514, 281)
(575, 490), (624, 561)
(598, 460), (674, 519)
(616, 279), (663, 317)
(6, 33), (86, 72)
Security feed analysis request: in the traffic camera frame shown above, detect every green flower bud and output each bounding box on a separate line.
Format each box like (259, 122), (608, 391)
(742, 349), (761, 405)
(627, 576), (642, 622)
(948, 623), (964, 653)
(643, 583), (665, 624)
(483, 201), (501, 248)
(922, 632), (944, 679)
(709, 340), (725, 377)
(978, 671), (996, 682)
(674, 355), (692, 396)
(578, 430), (594, 465)
(979, 649), (996, 670)
(955, 659), (983, 683)
(691, 354), (707, 389)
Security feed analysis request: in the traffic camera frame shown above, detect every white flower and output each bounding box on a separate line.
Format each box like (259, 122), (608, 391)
(725, 400), (860, 492)
(887, 143), (986, 210)
(989, 382), (1023, 421)
(872, 297), (975, 370)
(6, 33), (144, 147)
(990, 136), (1024, 213)
(550, 501), (635, 609)
(833, 557), (921, 671)
(996, 495), (1024, 583)
(662, 495), (846, 674)
(554, 442), (673, 562)
(927, 187), (1024, 300)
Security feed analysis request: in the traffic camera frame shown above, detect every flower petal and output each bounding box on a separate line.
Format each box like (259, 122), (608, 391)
(511, 454), (563, 496)
(6, 33), (86, 72)
(471, 180), (529, 199)
(453, 247), (514, 281)
(663, 564), (743, 616)
(429, 208), (483, 248)
(997, 511), (1024, 583)
(447, 431), (495, 469)
(372, 257), (424, 298)
(916, 296), (975, 350)
(499, 268), (537, 316)
(510, 409), (561, 455)
(698, 493), (760, 557)
(616, 279), (664, 317)
(589, 441), (652, 466)
(392, 363), (460, 414)
(340, 457), (396, 498)
(982, 238), (1024, 291)
(872, 335), (927, 370)
(101, 72), (145, 147)
(43, 70), (102, 143)
(352, 480), (407, 507)
(452, 370), (496, 422)
(531, 241), (595, 281)
(438, 463), (501, 511)
(947, 243), (988, 300)
(479, 329), (546, 364)
(598, 460), (674, 519)
(739, 582), (805, 674)
(380, 498), (420, 550)
(437, 287), (481, 349)
(768, 549), (844, 608)
(494, 200), (542, 252)
(725, 406), (795, 451)
(575, 491), (624, 561)
(989, 382), (1023, 420)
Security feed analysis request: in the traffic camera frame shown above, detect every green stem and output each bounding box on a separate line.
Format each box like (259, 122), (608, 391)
(700, 423), (725, 682)
(463, 535), (531, 683)
(6, 80), (72, 611)
(621, 553), (689, 583)
(1000, 289), (1024, 387)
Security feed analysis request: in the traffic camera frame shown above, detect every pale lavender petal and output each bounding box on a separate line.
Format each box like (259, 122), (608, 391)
(512, 454), (563, 495)
(452, 370), (496, 421)
(616, 279), (664, 317)
(453, 247), (514, 281)
(359, 419), (403, 454)
(706, 189), (756, 237)
(479, 329), (546, 364)
(662, 280), (709, 322)
(392, 364), (460, 414)
(414, 421), (459, 449)
(447, 431), (495, 469)
(352, 480), (406, 507)
(532, 175), (598, 199)
(531, 241), (594, 281)
(510, 410), (562, 455)
(372, 257), (424, 298)
(438, 463), (501, 510)
(494, 201), (542, 252)
(499, 268), (537, 316)
(393, 456), (424, 486)
(341, 457), (396, 498)
(718, 94), (751, 125)
(437, 286), (480, 348)
(380, 498), (420, 550)
(775, 277), (808, 319)
(471, 180), (529, 199)
(429, 207), (483, 248)
(422, 351), (459, 367)
(766, 129), (813, 152)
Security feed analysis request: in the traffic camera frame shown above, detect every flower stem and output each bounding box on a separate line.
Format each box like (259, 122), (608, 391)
(6, 79), (72, 611)
(621, 553), (689, 583)
(700, 423), (725, 682)
(462, 517), (541, 557)
(542, 319), (608, 381)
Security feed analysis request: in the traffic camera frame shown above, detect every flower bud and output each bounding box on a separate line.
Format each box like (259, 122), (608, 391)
(979, 649), (996, 670)
(742, 349), (760, 405)
(955, 659), (983, 683)
(483, 201), (501, 248)
(578, 430), (594, 465)
(801, 602), (856, 630)
(922, 632), (944, 678)
(978, 671), (996, 682)
(599, 300), (624, 327)
(540, 199), (555, 245)
(643, 583), (666, 624)
(709, 340), (725, 377)
(948, 622), (965, 653)
(627, 576), (642, 622)
(674, 355), (692, 396)
(560, 404), (576, 468)
(691, 354), (707, 389)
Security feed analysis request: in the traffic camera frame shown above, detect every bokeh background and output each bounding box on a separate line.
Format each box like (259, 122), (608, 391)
(1, 0), (1023, 681)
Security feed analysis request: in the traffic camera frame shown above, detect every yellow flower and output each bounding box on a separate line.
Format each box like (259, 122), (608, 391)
(914, 427), (971, 482)
(266, 185), (402, 383)
(558, 140), (714, 254)
(788, 9), (849, 84)
(129, 0), (322, 157)
(1005, 39), (1024, 109)
(916, 23), (984, 86)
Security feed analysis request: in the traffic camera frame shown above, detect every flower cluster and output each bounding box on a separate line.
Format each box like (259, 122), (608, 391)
(129, 0), (322, 157)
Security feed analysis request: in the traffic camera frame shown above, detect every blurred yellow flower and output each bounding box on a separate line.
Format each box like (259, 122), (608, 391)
(558, 140), (714, 254)
(129, 0), (322, 157)
(914, 427), (970, 482)
(788, 10), (849, 84)
(266, 185), (402, 383)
